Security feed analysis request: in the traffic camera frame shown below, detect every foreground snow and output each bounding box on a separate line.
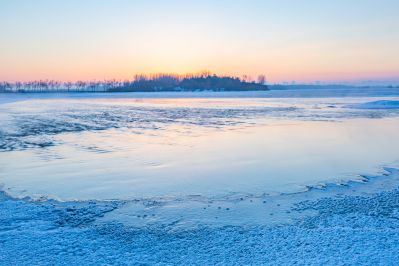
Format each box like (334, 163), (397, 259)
(1, 169), (399, 265)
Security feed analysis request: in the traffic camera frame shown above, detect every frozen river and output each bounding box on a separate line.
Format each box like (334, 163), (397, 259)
(1, 90), (399, 264)
(1, 93), (399, 202)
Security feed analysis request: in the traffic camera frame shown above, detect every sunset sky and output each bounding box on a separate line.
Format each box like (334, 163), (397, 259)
(1, 0), (399, 84)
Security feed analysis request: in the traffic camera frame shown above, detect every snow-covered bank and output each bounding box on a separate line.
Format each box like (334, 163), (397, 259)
(1, 169), (399, 265)
(1, 85), (399, 101)
(347, 100), (399, 109)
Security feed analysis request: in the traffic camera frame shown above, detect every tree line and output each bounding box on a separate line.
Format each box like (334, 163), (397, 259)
(0, 72), (268, 93)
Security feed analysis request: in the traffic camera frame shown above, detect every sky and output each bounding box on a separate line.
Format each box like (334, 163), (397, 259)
(1, 0), (399, 84)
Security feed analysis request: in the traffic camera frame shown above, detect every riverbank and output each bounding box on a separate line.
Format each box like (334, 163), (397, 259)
(1, 168), (399, 265)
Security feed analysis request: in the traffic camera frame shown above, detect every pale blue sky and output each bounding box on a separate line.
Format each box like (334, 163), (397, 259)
(1, 0), (398, 83)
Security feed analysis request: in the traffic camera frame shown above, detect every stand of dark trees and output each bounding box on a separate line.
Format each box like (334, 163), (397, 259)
(109, 74), (268, 92)
(0, 73), (268, 93)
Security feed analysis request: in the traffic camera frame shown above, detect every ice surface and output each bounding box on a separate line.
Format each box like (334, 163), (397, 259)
(1, 97), (399, 202)
(1, 95), (399, 152)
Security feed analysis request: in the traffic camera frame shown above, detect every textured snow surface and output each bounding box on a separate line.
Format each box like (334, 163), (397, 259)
(347, 100), (399, 109)
(1, 169), (399, 265)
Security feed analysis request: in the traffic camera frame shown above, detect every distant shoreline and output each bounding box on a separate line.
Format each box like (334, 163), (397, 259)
(2, 84), (399, 94)
(0, 74), (269, 93)
(3, 82), (399, 93)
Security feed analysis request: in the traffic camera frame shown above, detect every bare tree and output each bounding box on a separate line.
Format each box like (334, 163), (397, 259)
(257, 75), (267, 85)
